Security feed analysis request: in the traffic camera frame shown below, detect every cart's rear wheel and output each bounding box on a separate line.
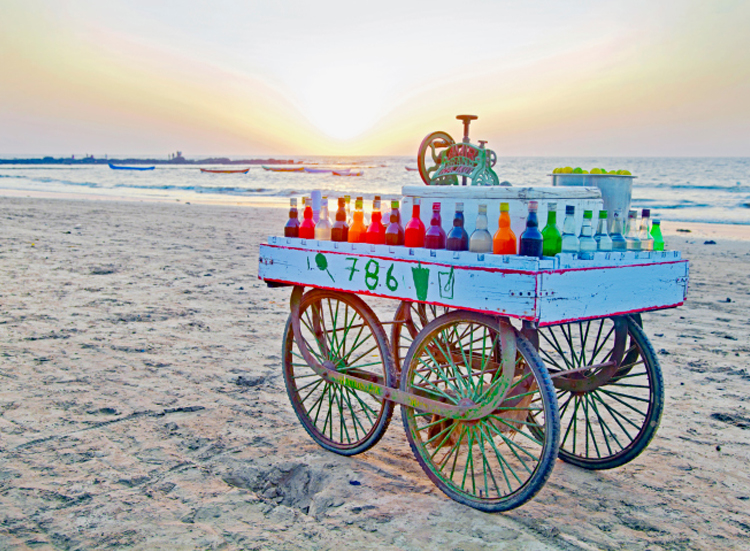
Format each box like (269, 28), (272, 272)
(538, 316), (663, 469)
(391, 301), (450, 374)
(283, 289), (396, 455)
(401, 311), (559, 512)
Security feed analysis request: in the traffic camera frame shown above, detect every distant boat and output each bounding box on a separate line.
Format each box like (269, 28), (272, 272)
(303, 167), (333, 174)
(262, 165), (304, 172)
(200, 168), (249, 174)
(333, 170), (362, 177)
(109, 163), (155, 171)
(405, 166), (418, 171)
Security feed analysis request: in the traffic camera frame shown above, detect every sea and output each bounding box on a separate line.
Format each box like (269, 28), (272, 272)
(1, 156), (748, 225)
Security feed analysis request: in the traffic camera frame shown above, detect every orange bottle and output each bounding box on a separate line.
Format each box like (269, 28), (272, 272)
(348, 197), (367, 243)
(493, 202), (516, 254)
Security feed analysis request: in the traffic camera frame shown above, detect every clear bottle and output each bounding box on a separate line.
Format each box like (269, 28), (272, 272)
(610, 211), (627, 251)
(348, 197), (367, 243)
(446, 203), (469, 251)
(331, 197), (349, 242)
(625, 209), (641, 251)
(651, 219), (665, 251)
(560, 205), (579, 253)
(404, 198), (426, 248)
(299, 197), (315, 239)
(639, 208), (654, 251)
(314, 197), (332, 240)
(519, 200), (544, 258)
(385, 200), (405, 246)
(469, 204), (493, 253)
(541, 203), (562, 257)
(578, 210), (597, 259)
(284, 198), (299, 238)
(493, 202), (516, 255)
(594, 210), (613, 251)
(365, 197), (385, 245)
(424, 202), (446, 250)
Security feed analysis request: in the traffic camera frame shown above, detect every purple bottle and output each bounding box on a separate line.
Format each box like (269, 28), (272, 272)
(446, 202), (469, 251)
(424, 202), (446, 249)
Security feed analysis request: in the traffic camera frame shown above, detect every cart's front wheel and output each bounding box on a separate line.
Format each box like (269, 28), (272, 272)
(283, 289), (396, 455)
(538, 316), (663, 469)
(401, 311), (559, 512)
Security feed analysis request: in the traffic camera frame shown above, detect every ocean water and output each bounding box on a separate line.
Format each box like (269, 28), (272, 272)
(1, 156), (748, 225)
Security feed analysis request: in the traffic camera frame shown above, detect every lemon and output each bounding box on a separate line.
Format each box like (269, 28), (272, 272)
(590, 168), (601, 174)
(608, 170), (617, 174)
(599, 168), (606, 174)
(573, 167), (583, 174)
(582, 169), (589, 174)
(621, 169), (631, 176)
(562, 166), (573, 174)
(552, 167), (560, 174)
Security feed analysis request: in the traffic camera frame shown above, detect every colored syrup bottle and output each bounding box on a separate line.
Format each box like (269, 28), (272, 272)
(519, 200), (544, 258)
(348, 197), (367, 243)
(469, 204), (493, 253)
(639, 208), (654, 251)
(424, 202), (446, 249)
(365, 197), (385, 245)
(344, 195), (352, 225)
(651, 219), (664, 251)
(541, 202), (562, 256)
(299, 197), (315, 239)
(385, 200), (405, 246)
(314, 198), (331, 240)
(404, 198), (426, 248)
(560, 205), (579, 253)
(493, 202), (516, 255)
(446, 202), (469, 251)
(625, 210), (641, 251)
(594, 210), (613, 251)
(284, 198), (300, 238)
(331, 197), (349, 242)
(578, 210), (597, 259)
(610, 211), (627, 251)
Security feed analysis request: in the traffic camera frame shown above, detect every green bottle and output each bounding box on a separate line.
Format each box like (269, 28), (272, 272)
(651, 218), (664, 251)
(542, 203), (562, 256)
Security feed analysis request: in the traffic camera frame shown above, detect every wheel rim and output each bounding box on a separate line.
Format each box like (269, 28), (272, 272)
(391, 302), (451, 374)
(283, 290), (395, 455)
(538, 317), (663, 468)
(417, 131), (458, 186)
(401, 312), (559, 511)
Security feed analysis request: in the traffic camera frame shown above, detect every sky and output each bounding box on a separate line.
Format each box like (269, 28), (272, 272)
(0, 0), (748, 157)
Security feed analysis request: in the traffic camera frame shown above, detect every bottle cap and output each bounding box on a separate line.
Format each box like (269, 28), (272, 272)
(500, 202), (509, 212)
(414, 197), (421, 205)
(290, 198), (297, 207)
(628, 210), (637, 218)
(478, 204), (487, 214)
(641, 208), (650, 217)
(374, 195), (381, 201)
(653, 218), (661, 224)
(583, 210), (592, 219)
(345, 195), (351, 202)
(566, 205), (575, 215)
(529, 200), (538, 212)
(432, 202), (441, 211)
(355, 198), (363, 209)
(391, 200), (399, 209)
(455, 202), (464, 212)
(373, 199), (381, 210)
(548, 202), (557, 210)
(338, 197), (345, 208)
(598, 210), (608, 218)
(304, 197), (310, 207)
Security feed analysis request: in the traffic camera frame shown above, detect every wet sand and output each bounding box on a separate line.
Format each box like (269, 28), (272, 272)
(0, 196), (748, 550)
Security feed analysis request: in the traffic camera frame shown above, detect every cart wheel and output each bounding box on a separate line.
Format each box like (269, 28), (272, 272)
(401, 311), (559, 512)
(391, 301), (450, 374)
(537, 316), (663, 470)
(417, 131), (458, 186)
(283, 289), (396, 455)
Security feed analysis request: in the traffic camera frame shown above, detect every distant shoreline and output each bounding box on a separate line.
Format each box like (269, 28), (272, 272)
(0, 156), (298, 166)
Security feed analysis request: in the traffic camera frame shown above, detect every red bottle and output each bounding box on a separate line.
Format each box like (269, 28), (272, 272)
(284, 198), (299, 238)
(331, 197), (349, 242)
(365, 198), (386, 245)
(424, 202), (446, 249)
(299, 197), (315, 239)
(385, 200), (404, 246)
(404, 198), (426, 248)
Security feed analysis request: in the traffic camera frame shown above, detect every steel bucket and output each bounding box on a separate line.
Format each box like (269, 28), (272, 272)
(551, 174), (635, 227)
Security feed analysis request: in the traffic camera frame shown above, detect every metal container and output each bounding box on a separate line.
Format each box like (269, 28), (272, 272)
(551, 174), (635, 227)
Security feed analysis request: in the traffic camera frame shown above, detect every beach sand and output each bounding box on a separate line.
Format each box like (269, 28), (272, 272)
(1, 196), (748, 550)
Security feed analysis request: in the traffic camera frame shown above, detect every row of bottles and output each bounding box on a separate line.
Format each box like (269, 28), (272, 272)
(285, 197), (665, 257)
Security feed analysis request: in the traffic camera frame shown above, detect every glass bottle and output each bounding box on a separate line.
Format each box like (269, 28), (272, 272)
(299, 197), (315, 239)
(348, 197), (367, 243)
(625, 210), (641, 251)
(385, 200), (405, 246)
(519, 200), (544, 258)
(365, 197), (385, 245)
(541, 202), (562, 256)
(404, 198), (426, 248)
(469, 204), (493, 253)
(446, 202), (469, 251)
(594, 210), (613, 251)
(578, 210), (597, 259)
(314, 197), (331, 240)
(284, 198), (300, 238)
(560, 205), (579, 253)
(493, 202), (516, 255)
(610, 211), (627, 251)
(639, 208), (654, 251)
(651, 219), (664, 251)
(424, 202), (446, 249)
(344, 195), (352, 225)
(331, 197), (349, 242)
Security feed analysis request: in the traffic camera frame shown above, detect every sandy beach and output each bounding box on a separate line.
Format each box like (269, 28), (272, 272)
(1, 196), (748, 551)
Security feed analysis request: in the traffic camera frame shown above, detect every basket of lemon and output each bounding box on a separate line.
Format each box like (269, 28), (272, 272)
(550, 167), (635, 226)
